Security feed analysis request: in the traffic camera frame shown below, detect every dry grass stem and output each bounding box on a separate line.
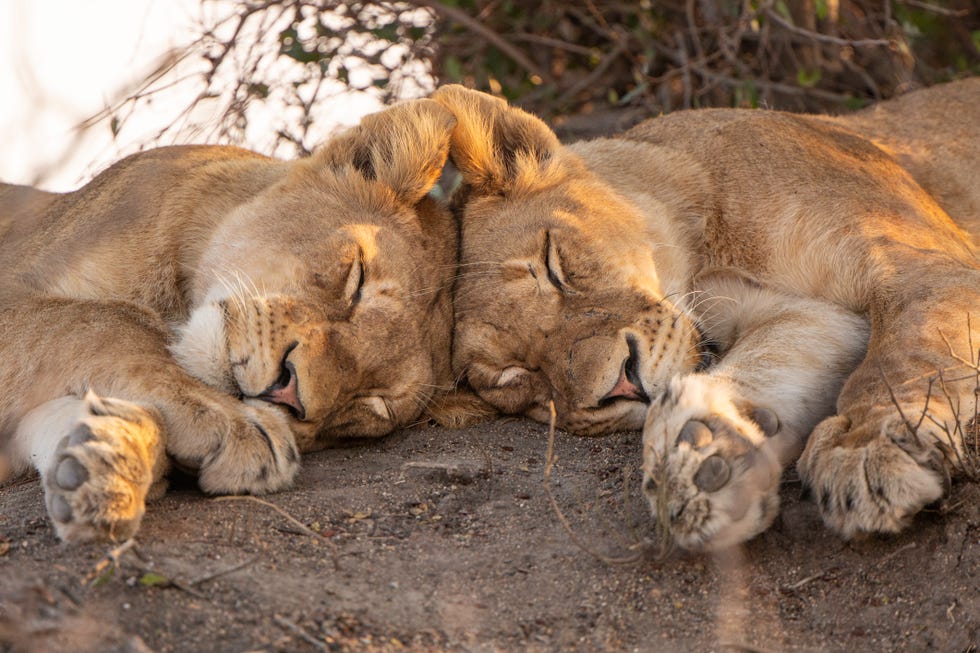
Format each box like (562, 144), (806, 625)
(274, 615), (329, 652)
(876, 541), (917, 567)
(213, 495), (340, 568)
(542, 401), (642, 565)
(189, 556), (261, 587)
(83, 538), (137, 586)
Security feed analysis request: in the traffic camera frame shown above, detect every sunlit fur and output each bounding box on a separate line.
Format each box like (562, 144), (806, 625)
(433, 79), (979, 549)
(0, 98), (458, 542)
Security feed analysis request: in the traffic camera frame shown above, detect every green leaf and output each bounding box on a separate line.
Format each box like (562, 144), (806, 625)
(796, 68), (821, 88)
(91, 566), (115, 587)
(139, 572), (170, 587)
(774, 0), (792, 23)
(618, 81), (648, 105)
(370, 23), (399, 43)
(815, 0), (828, 21)
(444, 55), (463, 82)
(734, 80), (759, 108)
(247, 82), (270, 99)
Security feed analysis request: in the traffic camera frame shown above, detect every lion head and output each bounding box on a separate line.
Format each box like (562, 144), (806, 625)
(432, 86), (707, 434)
(171, 99), (457, 450)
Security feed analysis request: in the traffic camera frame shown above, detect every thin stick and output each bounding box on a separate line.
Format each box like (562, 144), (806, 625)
(189, 556), (260, 587)
(764, 8), (890, 47)
(876, 541), (916, 567)
(786, 572), (826, 590)
(542, 401), (641, 565)
(900, 0), (970, 17)
(410, 0), (550, 83)
(213, 496), (339, 569)
(274, 615), (329, 652)
(213, 496), (322, 540)
(84, 538), (138, 585)
(554, 39), (628, 107)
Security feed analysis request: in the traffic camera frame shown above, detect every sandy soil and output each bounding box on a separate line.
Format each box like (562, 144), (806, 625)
(1, 417), (978, 653)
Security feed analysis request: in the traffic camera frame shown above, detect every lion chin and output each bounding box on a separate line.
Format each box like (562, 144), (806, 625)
(0, 97), (460, 542)
(432, 78), (980, 551)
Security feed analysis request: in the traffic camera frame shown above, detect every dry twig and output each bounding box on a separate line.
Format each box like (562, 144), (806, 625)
(274, 615), (329, 652)
(542, 401), (643, 565)
(213, 495), (340, 569)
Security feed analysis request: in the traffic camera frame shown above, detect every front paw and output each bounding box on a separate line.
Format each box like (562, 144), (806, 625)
(798, 412), (949, 538)
(196, 400), (300, 495)
(641, 375), (791, 551)
(45, 393), (167, 542)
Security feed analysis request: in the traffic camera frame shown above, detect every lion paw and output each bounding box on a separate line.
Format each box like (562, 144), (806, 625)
(798, 413), (949, 538)
(641, 375), (791, 551)
(195, 400), (300, 496)
(44, 393), (167, 543)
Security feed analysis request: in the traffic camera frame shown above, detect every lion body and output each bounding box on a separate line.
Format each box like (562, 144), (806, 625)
(0, 100), (458, 542)
(433, 79), (979, 549)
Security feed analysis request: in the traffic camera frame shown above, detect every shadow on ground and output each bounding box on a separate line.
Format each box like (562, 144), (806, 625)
(1, 418), (978, 652)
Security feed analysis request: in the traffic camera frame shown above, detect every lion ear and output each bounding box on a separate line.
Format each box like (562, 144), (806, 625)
(314, 99), (456, 205)
(430, 85), (561, 195)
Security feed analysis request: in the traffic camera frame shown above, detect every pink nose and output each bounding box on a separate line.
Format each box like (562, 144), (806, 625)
(259, 362), (306, 419)
(600, 370), (648, 403)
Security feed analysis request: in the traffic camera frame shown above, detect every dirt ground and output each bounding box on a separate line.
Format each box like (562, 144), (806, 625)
(1, 416), (978, 653)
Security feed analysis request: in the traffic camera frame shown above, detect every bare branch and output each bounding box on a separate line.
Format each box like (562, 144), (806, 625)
(764, 8), (891, 48)
(410, 0), (550, 83)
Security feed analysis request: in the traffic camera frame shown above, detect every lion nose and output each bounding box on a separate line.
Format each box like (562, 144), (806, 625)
(258, 360), (306, 420)
(599, 333), (650, 405)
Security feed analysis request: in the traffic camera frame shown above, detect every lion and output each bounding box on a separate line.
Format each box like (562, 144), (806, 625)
(0, 98), (458, 542)
(432, 79), (979, 551)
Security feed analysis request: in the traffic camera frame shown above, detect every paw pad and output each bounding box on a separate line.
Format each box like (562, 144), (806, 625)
(751, 407), (780, 437)
(693, 454), (731, 492)
(679, 420), (713, 448)
(68, 423), (96, 446)
(49, 495), (72, 522)
(55, 456), (88, 490)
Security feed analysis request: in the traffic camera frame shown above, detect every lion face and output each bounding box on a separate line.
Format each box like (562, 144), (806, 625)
(434, 86), (704, 434)
(171, 100), (457, 450)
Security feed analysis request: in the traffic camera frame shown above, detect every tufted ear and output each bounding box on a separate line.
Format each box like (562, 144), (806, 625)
(314, 98), (456, 205)
(430, 85), (561, 196)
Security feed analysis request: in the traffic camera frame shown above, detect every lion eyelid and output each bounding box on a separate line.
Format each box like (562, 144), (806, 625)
(344, 248), (365, 306)
(360, 395), (392, 421)
(544, 231), (575, 295)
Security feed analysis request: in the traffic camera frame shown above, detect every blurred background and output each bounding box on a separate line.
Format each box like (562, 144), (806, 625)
(2, 0), (978, 190)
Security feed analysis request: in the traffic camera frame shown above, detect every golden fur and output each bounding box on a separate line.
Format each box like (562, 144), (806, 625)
(0, 99), (458, 542)
(433, 79), (979, 550)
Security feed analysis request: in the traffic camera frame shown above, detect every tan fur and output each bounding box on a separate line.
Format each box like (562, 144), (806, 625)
(0, 99), (459, 542)
(433, 79), (979, 550)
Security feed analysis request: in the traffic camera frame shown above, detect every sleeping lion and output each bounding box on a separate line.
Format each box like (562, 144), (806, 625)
(432, 79), (979, 550)
(0, 99), (458, 542)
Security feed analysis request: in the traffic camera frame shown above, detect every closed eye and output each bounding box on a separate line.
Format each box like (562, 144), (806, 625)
(360, 395), (393, 421)
(543, 231), (575, 294)
(344, 248), (365, 307)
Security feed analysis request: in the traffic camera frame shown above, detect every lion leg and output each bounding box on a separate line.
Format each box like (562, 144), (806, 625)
(0, 295), (300, 512)
(642, 278), (869, 550)
(8, 394), (169, 542)
(799, 271), (980, 538)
